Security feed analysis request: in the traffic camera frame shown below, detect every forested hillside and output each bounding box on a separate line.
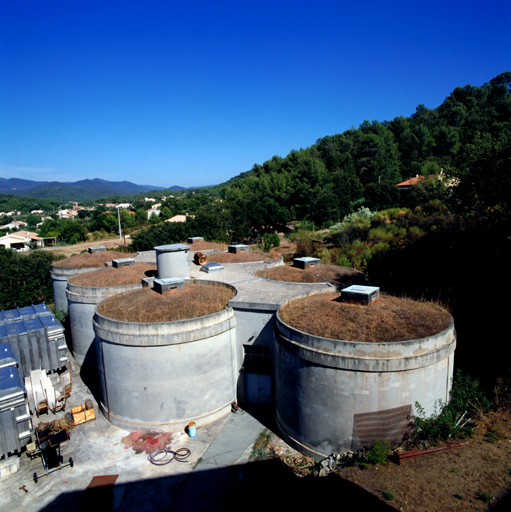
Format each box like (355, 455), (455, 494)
(198, 72), (510, 233)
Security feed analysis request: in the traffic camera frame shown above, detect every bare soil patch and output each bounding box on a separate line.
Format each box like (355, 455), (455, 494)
(44, 239), (129, 259)
(68, 263), (156, 287)
(336, 409), (511, 510)
(97, 282), (236, 323)
(260, 408), (511, 511)
(255, 263), (365, 287)
(209, 250), (280, 263)
(52, 250), (131, 268)
(280, 293), (451, 342)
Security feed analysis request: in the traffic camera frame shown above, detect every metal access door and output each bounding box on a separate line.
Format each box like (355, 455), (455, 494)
(245, 373), (271, 405)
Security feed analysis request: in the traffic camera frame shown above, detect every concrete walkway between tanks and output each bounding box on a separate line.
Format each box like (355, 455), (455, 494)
(166, 407), (269, 512)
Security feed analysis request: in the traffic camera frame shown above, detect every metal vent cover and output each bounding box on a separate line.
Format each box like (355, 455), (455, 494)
(88, 246), (107, 254)
(200, 262), (224, 273)
(228, 244), (249, 254)
(293, 257), (320, 269)
(341, 285), (380, 305)
(153, 278), (185, 294)
(112, 258), (136, 268)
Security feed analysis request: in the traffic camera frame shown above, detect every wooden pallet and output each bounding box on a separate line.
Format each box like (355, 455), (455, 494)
(71, 404), (96, 425)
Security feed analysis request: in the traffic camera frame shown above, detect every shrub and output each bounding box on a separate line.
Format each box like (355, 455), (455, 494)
(343, 206), (374, 223)
(382, 489), (395, 501)
(412, 370), (490, 443)
(366, 440), (392, 465)
(291, 231), (316, 257)
(262, 233), (280, 252)
(407, 226), (425, 243)
(319, 247), (331, 264)
(367, 227), (394, 244)
(337, 255), (352, 267)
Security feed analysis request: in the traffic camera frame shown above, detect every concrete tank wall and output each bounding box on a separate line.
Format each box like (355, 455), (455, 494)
(93, 281), (238, 431)
(275, 289), (456, 460)
(66, 282), (143, 365)
(51, 265), (100, 312)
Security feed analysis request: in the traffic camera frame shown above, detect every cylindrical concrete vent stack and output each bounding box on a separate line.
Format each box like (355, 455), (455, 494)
(66, 261), (156, 365)
(154, 244), (191, 279)
(274, 288), (456, 460)
(93, 280), (237, 431)
(51, 248), (135, 312)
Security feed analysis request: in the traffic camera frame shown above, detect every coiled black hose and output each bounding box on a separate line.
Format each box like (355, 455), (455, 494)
(147, 447), (191, 465)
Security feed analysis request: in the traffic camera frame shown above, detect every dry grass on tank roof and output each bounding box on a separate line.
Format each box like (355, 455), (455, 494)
(97, 282), (236, 323)
(68, 263), (156, 287)
(52, 251), (133, 268)
(209, 250), (280, 263)
(190, 241), (227, 251)
(255, 264), (365, 287)
(280, 293), (451, 343)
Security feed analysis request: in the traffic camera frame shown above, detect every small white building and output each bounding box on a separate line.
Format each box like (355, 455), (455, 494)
(146, 208), (161, 219)
(0, 231), (43, 251)
(1, 221), (28, 230)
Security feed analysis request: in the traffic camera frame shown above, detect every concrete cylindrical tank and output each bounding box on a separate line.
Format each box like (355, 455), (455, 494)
(51, 250), (134, 312)
(154, 244), (191, 279)
(275, 288), (456, 460)
(93, 280), (238, 431)
(66, 263), (155, 365)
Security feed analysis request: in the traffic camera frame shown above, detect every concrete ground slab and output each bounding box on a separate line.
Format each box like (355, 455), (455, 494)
(0, 362), (267, 512)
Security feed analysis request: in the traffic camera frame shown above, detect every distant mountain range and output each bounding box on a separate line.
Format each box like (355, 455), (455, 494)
(0, 178), (184, 201)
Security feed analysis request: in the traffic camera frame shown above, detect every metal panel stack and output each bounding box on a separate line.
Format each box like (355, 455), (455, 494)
(0, 305), (68, 378)
(0, 343), (32, 460)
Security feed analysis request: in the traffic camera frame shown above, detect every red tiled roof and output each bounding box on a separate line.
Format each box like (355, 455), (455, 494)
(396, 175), (437, 187)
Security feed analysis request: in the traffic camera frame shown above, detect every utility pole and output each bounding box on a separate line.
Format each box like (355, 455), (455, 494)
(117, 207), (122, 240)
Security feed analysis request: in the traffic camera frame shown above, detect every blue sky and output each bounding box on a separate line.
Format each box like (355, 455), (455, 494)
(0, 1), (509, 188)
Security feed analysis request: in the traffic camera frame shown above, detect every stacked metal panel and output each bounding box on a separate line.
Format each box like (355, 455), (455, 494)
(0, 343), (32, 459)
(0, 305), (68, 378)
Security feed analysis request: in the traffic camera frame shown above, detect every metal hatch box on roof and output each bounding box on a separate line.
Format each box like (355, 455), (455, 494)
(112, 258), (136, 268)
(341, 285), (380, 305)
(88, 246), (106, 254)
(293, 257), (320, 269)
(228, 244), (249, 254)
(200, 262), (224, 273)
(153, 278), (185, 294)
(0, 343), (32, 460)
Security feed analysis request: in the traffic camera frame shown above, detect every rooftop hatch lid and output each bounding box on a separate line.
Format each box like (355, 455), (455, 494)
(112, 258), (136, 268)
(341, 285), (380, 305)
(153, 278), (185, 294)
(201, 262), (224, 273)
(88, 246), (107, 253)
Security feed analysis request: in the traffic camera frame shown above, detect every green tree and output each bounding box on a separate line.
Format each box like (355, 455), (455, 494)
(448, 132), (511, 219)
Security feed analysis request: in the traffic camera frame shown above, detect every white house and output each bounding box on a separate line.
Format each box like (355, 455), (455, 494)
(0, 231), (43, 251)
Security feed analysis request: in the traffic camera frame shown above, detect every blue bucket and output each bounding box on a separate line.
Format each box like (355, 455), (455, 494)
(187, 422), (196, 438)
